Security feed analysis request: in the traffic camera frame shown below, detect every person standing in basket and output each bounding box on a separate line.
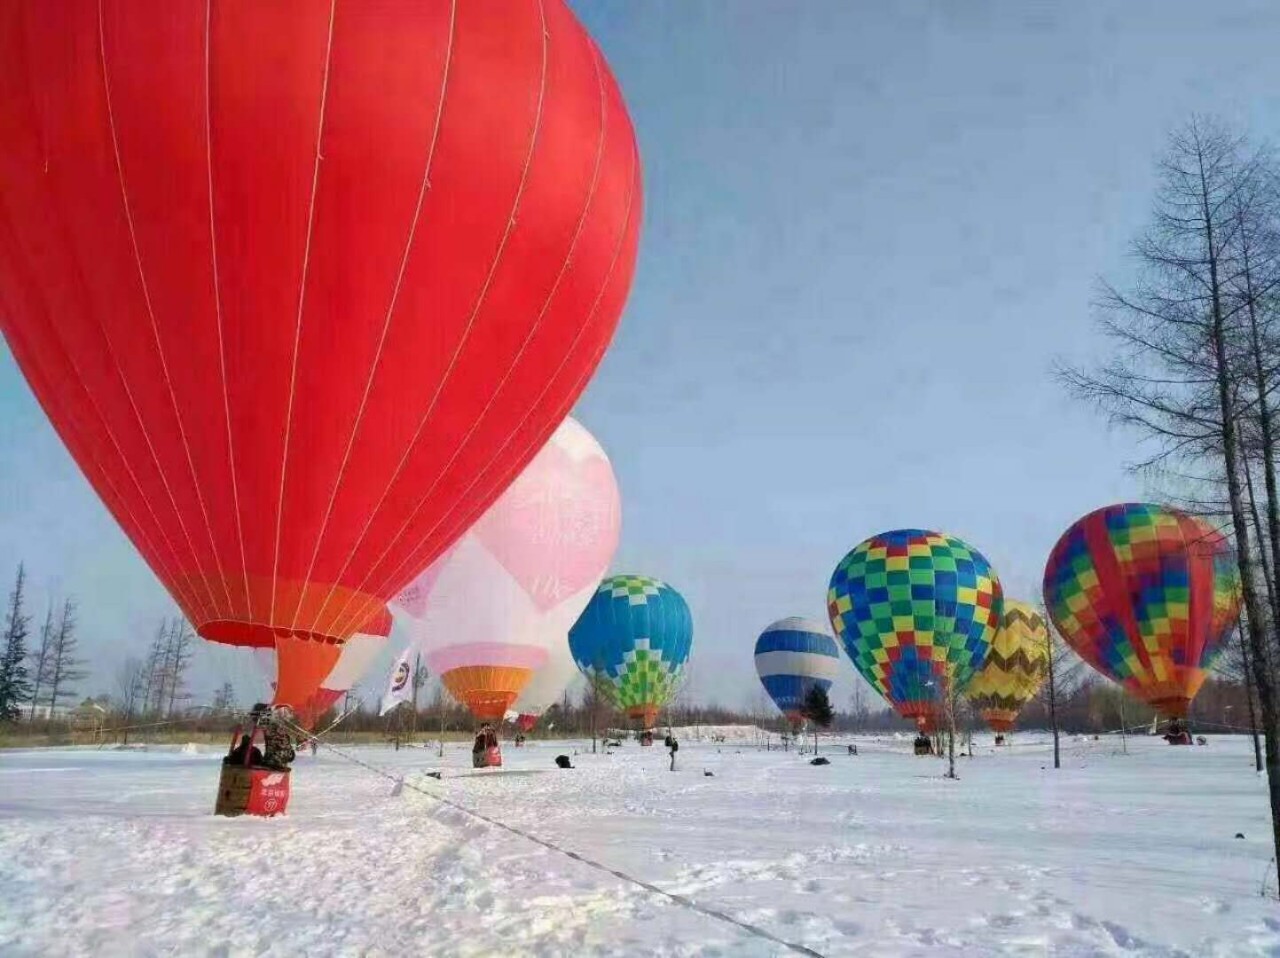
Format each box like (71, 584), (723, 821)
(250, 703), (296, 771)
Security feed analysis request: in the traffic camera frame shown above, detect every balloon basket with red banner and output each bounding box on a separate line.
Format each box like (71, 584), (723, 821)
(639, 730), (654, 746)
(214, 728), (291, 817)
(472, 746), (503, 769)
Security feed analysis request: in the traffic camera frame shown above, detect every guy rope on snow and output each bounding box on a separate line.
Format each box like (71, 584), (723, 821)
(281, 717), (826, 958)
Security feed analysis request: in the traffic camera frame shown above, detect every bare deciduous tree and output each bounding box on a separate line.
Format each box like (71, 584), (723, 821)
(164, 620), (194, 717)
(27, 602), (54, 720)
(114, 656), (147, 744)
(43, 598), (84, 712)
(1060, 117), (1280, 889)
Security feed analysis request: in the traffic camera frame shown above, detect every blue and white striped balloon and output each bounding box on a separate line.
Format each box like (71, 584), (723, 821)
(755, 617), (841, 723)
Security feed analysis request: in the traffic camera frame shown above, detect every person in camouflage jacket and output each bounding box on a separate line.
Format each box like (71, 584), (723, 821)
(249, 703), (296, 770)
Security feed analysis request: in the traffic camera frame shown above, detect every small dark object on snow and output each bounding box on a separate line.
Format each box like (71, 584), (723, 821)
(847, 744), (858, 756)
(1236, 833), (1246, 839)
(425, 771), (443, 780)
(1196, 736), (1208, 746)
(555, 755), (573, 769)
(809, 757), (830, 766)
(704, 770), (714, 777)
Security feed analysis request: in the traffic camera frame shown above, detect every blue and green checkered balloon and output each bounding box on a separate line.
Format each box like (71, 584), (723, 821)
(569, 574), (693, 727)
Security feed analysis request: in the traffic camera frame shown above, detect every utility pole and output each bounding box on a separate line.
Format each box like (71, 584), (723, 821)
(1119, 694), (1128, 755)
(1044, 609), (1061, 770)
(410, 654), (425, 742)
(944, 671), (958, 780)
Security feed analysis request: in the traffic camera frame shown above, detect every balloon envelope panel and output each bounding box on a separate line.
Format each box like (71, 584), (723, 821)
(828, 529), (1001, 727)
(1043, 503), (1240, 718)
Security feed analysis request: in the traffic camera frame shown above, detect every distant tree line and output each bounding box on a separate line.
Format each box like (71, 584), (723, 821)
(0, 563), (217, 729)
(295, 663), (1253, 744)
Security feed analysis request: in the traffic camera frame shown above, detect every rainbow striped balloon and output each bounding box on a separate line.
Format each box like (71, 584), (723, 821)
(1042, 503), (1240, 718)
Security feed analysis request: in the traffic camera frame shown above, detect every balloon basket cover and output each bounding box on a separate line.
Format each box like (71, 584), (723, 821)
(472, 746), (503, 769)
(215, 764), (291, 818)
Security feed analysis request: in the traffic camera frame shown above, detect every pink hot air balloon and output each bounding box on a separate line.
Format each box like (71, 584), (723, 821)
(396, 417), (620, 720)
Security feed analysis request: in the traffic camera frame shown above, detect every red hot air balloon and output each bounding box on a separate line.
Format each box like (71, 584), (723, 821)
(0, 2), (642, 708)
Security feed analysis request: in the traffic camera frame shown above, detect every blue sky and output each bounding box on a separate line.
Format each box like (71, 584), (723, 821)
(3, 0), (1280, 710)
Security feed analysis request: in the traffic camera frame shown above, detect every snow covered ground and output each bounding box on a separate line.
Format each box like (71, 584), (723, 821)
(0, 731), (1276, 957)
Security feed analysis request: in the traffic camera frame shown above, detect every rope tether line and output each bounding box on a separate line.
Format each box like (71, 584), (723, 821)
(281, 719), (825, 958)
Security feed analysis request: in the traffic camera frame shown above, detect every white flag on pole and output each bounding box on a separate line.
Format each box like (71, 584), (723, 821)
(380, 647), (414, 716)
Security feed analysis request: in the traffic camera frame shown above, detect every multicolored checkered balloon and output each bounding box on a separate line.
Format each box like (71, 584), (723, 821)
(569, 575), (693, 728)
(965, 599), (1049, 733)
(1042, 503), (1240, 718)
(828, 529), (1002, 731)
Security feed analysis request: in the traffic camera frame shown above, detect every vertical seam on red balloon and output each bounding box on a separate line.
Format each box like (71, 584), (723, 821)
(350, 149), (639, 636)
(286, 0), (459, 638)
(5, 323), (193, 621)
(205, 0), (254, 626)
(356, 91), (639, 633)
(332, 132), (639, 640)
(35, 3), (214, 624)
(320, 14), (608, 637)
(98, 0), (232, 623)
(304, 0), (553, 639)
(0, 193), (199, 621)
(43, 1), (211, 622)
(269, 0), (339, 633)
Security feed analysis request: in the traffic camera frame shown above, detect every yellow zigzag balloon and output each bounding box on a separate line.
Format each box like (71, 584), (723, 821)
(965, 600), (1049, 732)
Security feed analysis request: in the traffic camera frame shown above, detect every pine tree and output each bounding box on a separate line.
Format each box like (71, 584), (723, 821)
(800, 685), (834, 754)
(0, 564), (33, 720)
